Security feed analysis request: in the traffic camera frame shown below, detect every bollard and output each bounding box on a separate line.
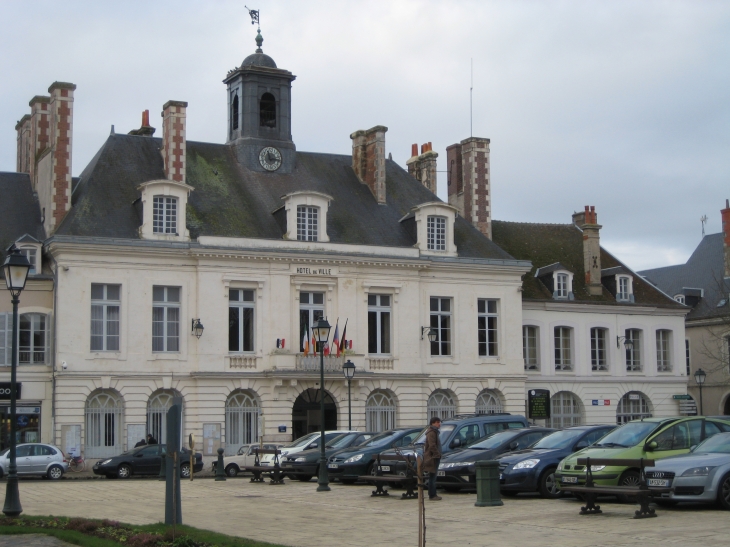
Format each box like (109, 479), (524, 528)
(159, 454), (166, 481)
(475, 460), (503, 507)
(215, 448), (227, 481)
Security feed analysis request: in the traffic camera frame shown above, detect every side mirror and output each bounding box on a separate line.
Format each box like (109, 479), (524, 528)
(574, 441), (588, 451)
(508, 441), (519, 450)
(645, 441), (658, 451)
(308, 443), (318, 449)
(450, 438), (462, 449)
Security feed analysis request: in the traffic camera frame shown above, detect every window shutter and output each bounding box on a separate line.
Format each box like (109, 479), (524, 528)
(45, 313), (52, 365)
(0, 313), (7, 365)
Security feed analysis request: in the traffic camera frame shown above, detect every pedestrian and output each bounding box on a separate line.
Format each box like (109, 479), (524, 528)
(423, 416), (442, 501)
(134, 438), (147, 448)
(146, 434), (158, 445)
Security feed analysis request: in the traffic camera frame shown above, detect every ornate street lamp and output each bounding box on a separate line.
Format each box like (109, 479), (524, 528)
(694, 368), (706, 416)
(342, 360), (356, 430)
(313, 317), (331, 492)
(2, 248), (31, 517)
(421, 326), (437, 343)
(191, 319), (204, 339)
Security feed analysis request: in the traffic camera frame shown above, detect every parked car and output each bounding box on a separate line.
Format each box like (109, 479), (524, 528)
(327, 428), (423, 483)
(498, 425), (615, 498)
(556, 417), (730, 490)
(258, 430), (358, 467)
(213, 443), (285, 477)
(282, 432), (374, 481)
(92, 445), (203, 478)
(0, 443), (68, 480)
(645, 431), (730, 509)
(379, 413), (530, 475)
(436, 427), (555, 492)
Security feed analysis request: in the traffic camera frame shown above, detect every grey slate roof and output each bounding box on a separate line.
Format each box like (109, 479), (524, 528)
(57, 134), (514, 261)
(639, 233), (730, 320)
(0, 171), (46, 268)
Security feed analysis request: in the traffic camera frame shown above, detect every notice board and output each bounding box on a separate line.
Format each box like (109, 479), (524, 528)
(203, 423), (221, 456)
(61, 424), (81, 457)
(528, 389), (551, 419)
(127, 424), (146, 450)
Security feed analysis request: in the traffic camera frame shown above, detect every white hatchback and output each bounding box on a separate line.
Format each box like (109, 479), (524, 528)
(260, 430), (358, 466)
(217, 443), (285, 477)
(0, 443), (69, 479)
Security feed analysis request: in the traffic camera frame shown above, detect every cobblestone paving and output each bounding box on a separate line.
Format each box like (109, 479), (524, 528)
(6, 477), (730, 547)
(0, 534), (74, 547)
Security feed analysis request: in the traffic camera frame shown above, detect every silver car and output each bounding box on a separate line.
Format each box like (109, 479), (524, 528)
(646, 432), (730, 509)
(0, 443), (69, 480)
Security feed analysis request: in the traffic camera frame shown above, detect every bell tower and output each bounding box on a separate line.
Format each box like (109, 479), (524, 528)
(224, 28), (297, 173)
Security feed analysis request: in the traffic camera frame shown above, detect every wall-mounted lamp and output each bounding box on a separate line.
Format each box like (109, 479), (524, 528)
(421, 326), (437, 343)
(191, 319), (204, 339)
(616, 336), (634, 349)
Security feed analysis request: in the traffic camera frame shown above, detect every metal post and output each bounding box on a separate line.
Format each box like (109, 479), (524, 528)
(316, 341), (330, 492)
(699, 383), (704, 416)
(347, 378), (352, 430)
(3, 295), (22, 516)
(215, 448), (227, 481)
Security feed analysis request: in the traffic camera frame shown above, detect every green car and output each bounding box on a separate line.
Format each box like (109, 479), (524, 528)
(556, 416), (730, 489)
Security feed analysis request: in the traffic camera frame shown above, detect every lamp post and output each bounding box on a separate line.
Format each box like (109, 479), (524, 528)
(694, 368), (706, 416)
(2, 248), (31, 517)
(342, 360), (356, 430)
(313, 317), (331, 492)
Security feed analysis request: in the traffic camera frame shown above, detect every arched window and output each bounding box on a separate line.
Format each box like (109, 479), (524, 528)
(85, 390), (124, 458)
(427, 390), (456, 420)
(147, 390), (184, 444)
(225, 390), (259, 455)
(366, 391), (396, 432)
(260, 93), (276, 127)
(617, 392), (652, 424)
(231, 93), (239, 131)
(549, 391), (583, 428)
(475, 390), (503, 415)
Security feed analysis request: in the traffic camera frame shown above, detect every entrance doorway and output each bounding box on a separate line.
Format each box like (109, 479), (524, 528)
(292, 388), (337, 440)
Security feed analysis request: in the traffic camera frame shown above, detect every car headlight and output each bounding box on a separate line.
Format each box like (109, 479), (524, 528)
(681, 466), (715, 477)
(590, 466), (605, 472)
(344, 454), (363, 463)
(100, 459), (112, 465)
(557, 461), (564, 471)
(513, 459), (540, 470)
(440, 462), (475, 469)
(295, 457), (306, 462)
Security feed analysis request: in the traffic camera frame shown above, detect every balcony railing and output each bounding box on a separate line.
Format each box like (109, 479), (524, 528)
(367, 357), (394, 370)
(228, 355), (258, 369)
(295, 355), (344, 372)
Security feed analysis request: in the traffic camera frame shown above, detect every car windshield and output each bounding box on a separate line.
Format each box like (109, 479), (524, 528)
(414, 425), (456, 445)
(0, 449), (8, 457)
(362, 431), (401, 447)
(288, 434), (318, 448)
(532, 429), (586, 450)
(592, 421), (660, 448)
(327, 434), (355, 448)
(693, 433), (730, 453)
(468, 429), (521, 450)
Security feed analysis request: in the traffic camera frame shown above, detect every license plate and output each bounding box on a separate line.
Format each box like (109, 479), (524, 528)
(561, 476), (578, 484)
(437, 471), (445, 476)
(380, 466), (390, 472)
(648, 478), (669, 487)
(328, 464), (338, 469)
(260, 462), (269, 466)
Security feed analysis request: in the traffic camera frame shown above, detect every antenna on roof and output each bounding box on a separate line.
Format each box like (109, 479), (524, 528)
(470, 58), (473, 138)
(701, 215), (708, 238)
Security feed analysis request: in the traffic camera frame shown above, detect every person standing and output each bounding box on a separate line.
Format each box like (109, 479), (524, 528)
(146, 434), (158, 445)
(423, 416), (442, 501)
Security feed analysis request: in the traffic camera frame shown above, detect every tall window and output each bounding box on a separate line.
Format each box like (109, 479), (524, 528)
(429, 297), (452, 356)
(231, 92), (239, 131)
(476, 390), (503, 414)
(19, 247), (37, 274)
(685, 339), (691, 376)
(229, 289), (255, 352)
(555, 273), (569, 298)
(428, 390), (456, 420)
(366, 391), (396, 432)
(368, 294), (391, 354)
(616, 392), (651, 424)
(91, 284), (120, 351)
(299, 292), (324, 351)
(590, 327), (608, 371)
(554, 326), (572, 371)
(259, 92), (276, 127)
(617, 276), (630, 301)
(19, 313), (48, 364)
(153, 196), (177, 234)
(549, 392), (583, 428)
(625, 328), (642, 371)
(85, 390), (123, 458)
(477, 299), (498, 357)
(152, 286), (180, 352)
(427, 216), (446, 251)
(225, 391), (259, 455)
(523, 326), (539, 370)
(656, 330), (671, 372)
(297, 206), (318, 241)
(0, 314), (10, 366)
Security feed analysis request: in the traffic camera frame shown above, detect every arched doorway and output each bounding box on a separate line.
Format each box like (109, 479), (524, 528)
(225, 390), (260, 455)
(147, 389), (184, 444)
(85, 390), (124, 458)
(292, 388), (337, 440)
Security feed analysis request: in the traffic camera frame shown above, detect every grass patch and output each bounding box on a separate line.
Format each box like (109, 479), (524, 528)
(0, 516), (286, 547)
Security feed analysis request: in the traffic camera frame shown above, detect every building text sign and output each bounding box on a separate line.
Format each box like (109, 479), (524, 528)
(528, 389), (550, 419)
(0, 383), (21, 400)
(292, 266), (337, 277)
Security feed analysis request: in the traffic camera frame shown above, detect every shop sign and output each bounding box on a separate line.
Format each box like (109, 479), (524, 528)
(673, 394), (692, 400)
(0, 383), (21, 400)
(528, 389), (550, 419)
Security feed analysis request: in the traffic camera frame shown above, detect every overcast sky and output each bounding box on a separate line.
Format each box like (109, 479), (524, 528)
(1, 1), (728, 270)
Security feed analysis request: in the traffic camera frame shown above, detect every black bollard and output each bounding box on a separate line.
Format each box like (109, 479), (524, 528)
(475, 460), (503, 507)
(215, 448), (227, 481)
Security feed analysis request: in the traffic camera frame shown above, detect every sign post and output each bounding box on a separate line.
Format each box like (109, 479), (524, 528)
(188, 434), (195, 482)
(528, 389), (551, 421)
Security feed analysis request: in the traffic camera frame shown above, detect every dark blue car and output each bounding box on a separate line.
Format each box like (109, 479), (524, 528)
(497, 425), (615, 498)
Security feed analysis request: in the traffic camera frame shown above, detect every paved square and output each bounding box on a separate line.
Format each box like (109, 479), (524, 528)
(13, 478), (730, 547)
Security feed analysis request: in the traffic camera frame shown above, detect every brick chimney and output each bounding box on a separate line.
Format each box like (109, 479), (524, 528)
(350, 125), (388, 204)
(28, 95), (51, 190)
(47, 82), (76, 232)
(722, 199), (730, 278)
(161, 101), (188, 182)
(15, 114), (31, 174)
(128, 109), (156, 136)
(574, 205), (602, 296)
(447, 137), (491, 238)
(406, 142), (438, 194)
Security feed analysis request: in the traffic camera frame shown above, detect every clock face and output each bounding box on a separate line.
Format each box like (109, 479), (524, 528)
(259, 146), (282, 171)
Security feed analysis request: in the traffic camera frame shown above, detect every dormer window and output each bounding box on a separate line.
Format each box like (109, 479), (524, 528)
(674, 294), (685, 304)
(260, 93), (276, 127)
(281, 191), (332, 243)
(297, 205), (318, 241)
(601, 267), (634, 302)
(617, 275), (631, 302)
(153, 196), (177, 234)
(556, 273), (569, 298)
(534, 263), (574, 300)
(427, 216), (446, 251)
(9, 236), (42, 275)
(19, 247), (38, 275)
(405, 202), (458, 257)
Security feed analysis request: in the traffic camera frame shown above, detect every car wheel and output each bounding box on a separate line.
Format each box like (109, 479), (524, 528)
(117, 464), (132, 479)
(296, 475), (314, 482)
(718, 472), (730, 510)
(225, 464), (239, 478)
(617, 470), (641, 503)
(538, 467), (562, 499)
(47, 465), (64, 480)
(180, 463), (191, 478)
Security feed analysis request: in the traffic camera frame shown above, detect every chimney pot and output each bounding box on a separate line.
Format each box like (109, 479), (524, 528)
(411, 143), (418, 157)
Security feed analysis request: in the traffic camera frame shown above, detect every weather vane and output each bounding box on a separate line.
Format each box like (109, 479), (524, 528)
(245, 6), (260, 30)
(701, 215), (708, 238)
